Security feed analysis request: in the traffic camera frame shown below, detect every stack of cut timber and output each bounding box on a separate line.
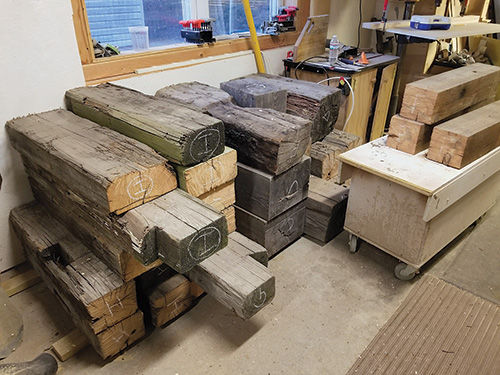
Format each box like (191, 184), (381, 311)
(175, 147), (238, 233)
(244, 73), (342, 143)
(10, 203), (145, 360)
(7, 102), (275, 359)
(155, 81), (312, 257)
(310, 129), (361, 182)
(304, 176), (349, 243)
(387, 63), (500, 155)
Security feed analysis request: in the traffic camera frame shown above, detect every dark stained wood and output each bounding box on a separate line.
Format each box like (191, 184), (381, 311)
(235, 200), (306, 258)
(6, 109), (177, 215)
(10, 203), (145, 359)
(156, 82), (312, 175)
(65, 83), (225, 166)
(304, 176), (349, 243)
(246, 73), (342, 142)
(426, 100), (500, 168)
(235, 157), (310, 221)
(220, 77), (287, 112)
(400, 63), (500, 124)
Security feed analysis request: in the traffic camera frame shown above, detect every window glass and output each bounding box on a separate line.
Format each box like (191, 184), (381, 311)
(85, 0), (278, 54)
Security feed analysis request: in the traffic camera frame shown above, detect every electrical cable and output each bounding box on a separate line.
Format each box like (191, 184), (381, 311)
(317, 76), (355, 131)
(294, 55), (329, 80)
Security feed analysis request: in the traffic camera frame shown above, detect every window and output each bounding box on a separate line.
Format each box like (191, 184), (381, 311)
(71, 0), (308, 84)
(85, 0), (279, 53)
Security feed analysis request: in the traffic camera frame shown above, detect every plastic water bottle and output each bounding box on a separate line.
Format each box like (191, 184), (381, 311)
(329, 35), (340, 65)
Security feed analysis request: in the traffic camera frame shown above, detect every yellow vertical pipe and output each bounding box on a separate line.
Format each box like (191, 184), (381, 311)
(242, 0), (266, 73)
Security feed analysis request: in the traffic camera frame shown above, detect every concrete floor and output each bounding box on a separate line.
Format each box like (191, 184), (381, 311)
(2, 203), (499, 375)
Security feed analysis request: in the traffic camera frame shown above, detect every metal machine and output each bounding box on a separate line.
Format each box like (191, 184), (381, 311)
(261, 6), (298, 35)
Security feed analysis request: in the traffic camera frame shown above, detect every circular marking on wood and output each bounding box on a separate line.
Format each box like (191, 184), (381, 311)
(127, 175), (154, 200)
(245, 83), (268, 93)
(188, 227), (221, 261)
(284, 180), (299, 199)
(253, 288), (267, 308)
(190, 129), (221, 162)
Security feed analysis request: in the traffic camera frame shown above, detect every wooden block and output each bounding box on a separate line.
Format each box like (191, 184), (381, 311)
(0, 268), (41, 297)
(10, 203), (145, 359)
(247, 73), (342, 143)
(66, 83), (225, 166)
(6, 109), (177, 215)
(190, 282), (205, 298)
(322, 129), (362, 149)
(426, 101), (500, 168)
(235, 157), (310, 220)
(175, 147), (237, 197)
(121, 189), (228, 273)
(304, 176), (349, 243)
(199, 181), (236, 212)
(310, 141), (345, 180)
(220, 77), (287, 112)
(147, 274), (192, 327)
(188, 245), (275, 320)
(156, 83), (311, 175)
(52, 329), (89, 362)
(223, 205), (236, 234)
(386, 115), (434, 155)
(235, 200), (306, 258)
(400, 63), (500, 124)
(293, 15), (330, 63)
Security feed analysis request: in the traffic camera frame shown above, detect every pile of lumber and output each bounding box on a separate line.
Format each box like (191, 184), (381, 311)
(387, 63), (500, 167)
(7, 85), (276, 359)
(155, 82), (314, 257)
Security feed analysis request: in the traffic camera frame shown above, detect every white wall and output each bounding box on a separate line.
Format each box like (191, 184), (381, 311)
(0, 2), (292, 272)
(0, 0), (86, 271)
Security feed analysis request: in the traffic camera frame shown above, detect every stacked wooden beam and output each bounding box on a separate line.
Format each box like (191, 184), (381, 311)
(155, 81), (313, 257)
(387, 63), (500, 155)
(310, 129), (361, 182)
(239, 74), (342, 143)
(7, 87), (277, 358)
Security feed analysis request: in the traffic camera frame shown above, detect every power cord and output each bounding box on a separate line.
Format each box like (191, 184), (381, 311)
(317, 76), (355, 131)
(294, 55), (330, 82)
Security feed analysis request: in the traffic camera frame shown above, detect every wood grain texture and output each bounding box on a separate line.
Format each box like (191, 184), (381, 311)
(156, 82), (312, 175)
(235, 157), (310, 221)
(188, 244), (275, 320)
(310, 141), (345, 180)
(386, 115), (434, 155)
(199, 181), (236, 212)
(235, 200), (306, 257)
(147, 273), (192, 327)
(223, 206), (237, 234)
(400, 63), (500, 124)
(371, 62), (398, 141)
(247, 73), (341, 142)
(293, 15), (329, 62)
(0, 268), (41, 297)
(175, 147), (237, 197)
(323, 129), (362, 150)
(427, 101), (500, 168)
(6, 109), (176, 215)
(10, 203), (144, 359)
(228, 231), (269, 266)
(52, 328), (89, 362)
(66, 83), (225, 166)
(121, 189), (229, 273)
(304, 176), (349, 243)
(220, 77), (287, 112)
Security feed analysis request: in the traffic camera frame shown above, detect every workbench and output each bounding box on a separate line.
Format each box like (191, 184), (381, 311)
(339, 137), (500, 280)
(283, 54), (400, 143)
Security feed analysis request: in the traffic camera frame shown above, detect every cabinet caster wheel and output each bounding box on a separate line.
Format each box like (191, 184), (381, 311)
(394, 263), (417, 281)
(348, 234), (359, 253)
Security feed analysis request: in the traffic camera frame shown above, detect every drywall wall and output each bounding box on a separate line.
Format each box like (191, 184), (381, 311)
(0, 0), (86, 271)
(328, 0), (378, 49)
(117, 47), (292, 94)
